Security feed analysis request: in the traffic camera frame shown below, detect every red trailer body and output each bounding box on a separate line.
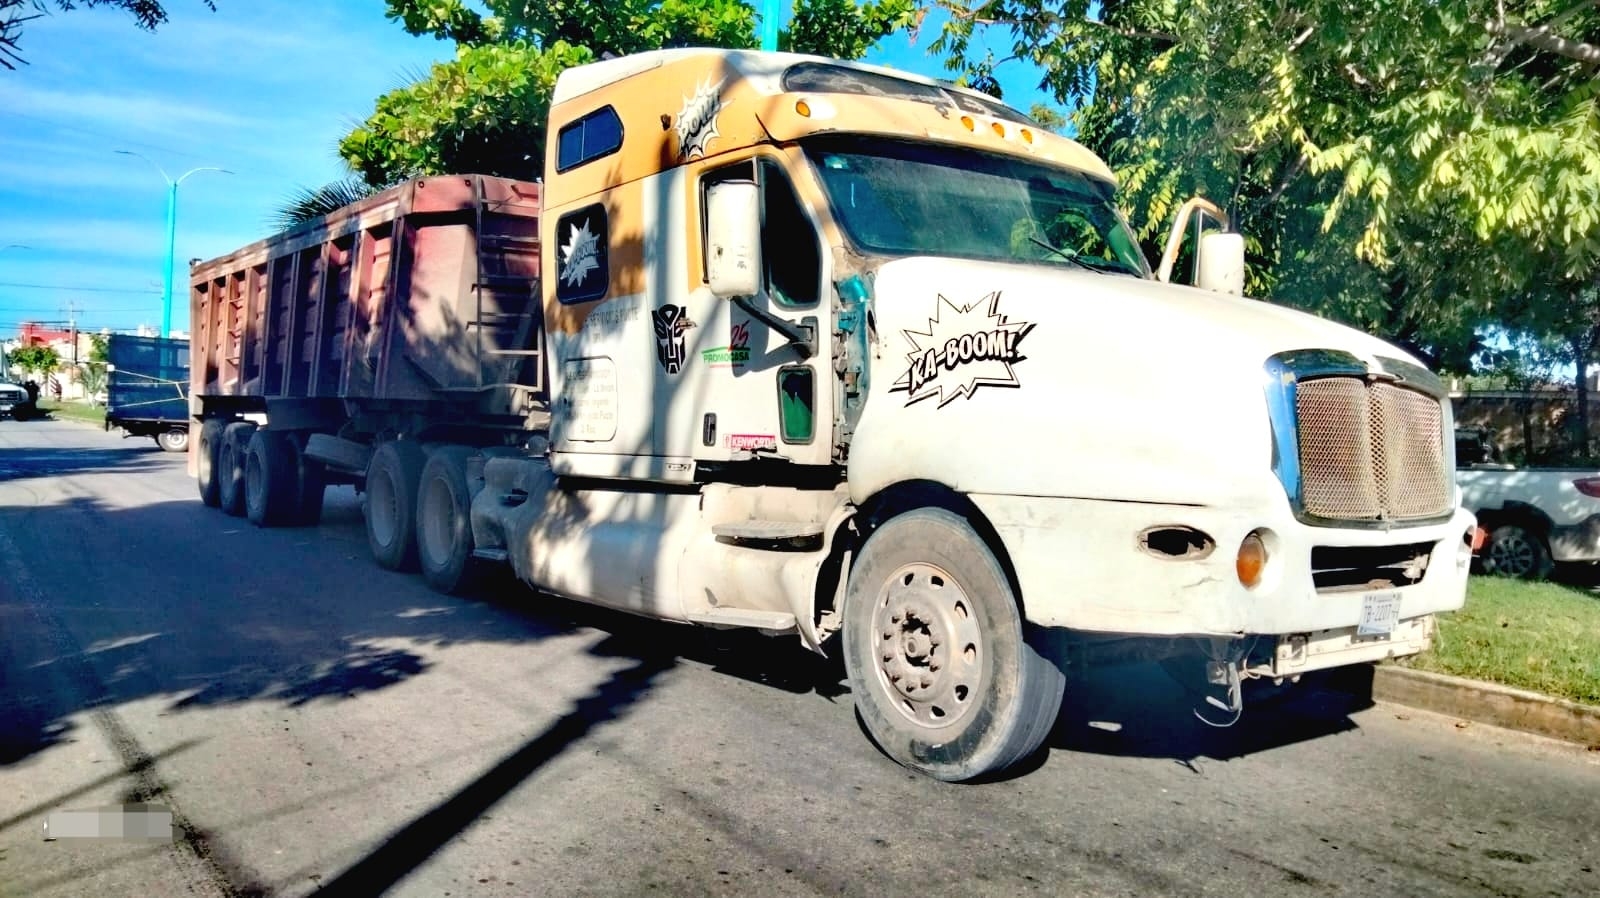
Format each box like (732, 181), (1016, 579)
(186, 175), (546, 517)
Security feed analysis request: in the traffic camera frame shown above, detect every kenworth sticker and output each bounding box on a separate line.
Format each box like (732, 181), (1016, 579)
(889, 292), (1033, 407)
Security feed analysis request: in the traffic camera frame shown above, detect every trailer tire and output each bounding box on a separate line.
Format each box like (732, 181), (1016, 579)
(156, 429), (188, 453)
(217, 422), (256, 517)
(841, 507), (1065, 782)
(286, 436), (326, 527)
(244, 430), (297, 527)
(416, 446), (481, 595)
(196, 418), (226, 507)
(366, 440), (426, 571)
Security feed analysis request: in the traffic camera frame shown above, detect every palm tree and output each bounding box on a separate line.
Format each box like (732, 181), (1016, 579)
(268, 178), (381, 232)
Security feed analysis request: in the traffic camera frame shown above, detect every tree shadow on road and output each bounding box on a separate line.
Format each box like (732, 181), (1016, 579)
(0, 442), (175, 484)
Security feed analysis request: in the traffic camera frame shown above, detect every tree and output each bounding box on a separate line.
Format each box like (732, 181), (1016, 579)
(78, 332), (108, 401)
(268, 177), (380, 232)
(925, 1), (1600, 372)
(10, 343), (60, 383)
(337, 0), (914, 187)
(1, 0), (215, 70)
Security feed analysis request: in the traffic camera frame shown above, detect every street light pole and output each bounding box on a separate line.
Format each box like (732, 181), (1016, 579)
(115, 151), (231, 338)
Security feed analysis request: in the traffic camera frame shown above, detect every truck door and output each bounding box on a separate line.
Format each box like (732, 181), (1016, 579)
(689, 156), (833, 468)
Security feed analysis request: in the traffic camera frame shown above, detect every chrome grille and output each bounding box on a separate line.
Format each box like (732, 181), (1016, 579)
(1295, 378), (1450, 522)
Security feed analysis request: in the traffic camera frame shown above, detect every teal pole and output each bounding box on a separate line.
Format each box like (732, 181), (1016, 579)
(761, 0), (780, 50)
(162, 180), (177, 340)
(116, 151), (231, 337)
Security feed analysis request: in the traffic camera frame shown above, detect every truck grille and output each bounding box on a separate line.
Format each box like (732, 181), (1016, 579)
(1295, 378), (1450, 522)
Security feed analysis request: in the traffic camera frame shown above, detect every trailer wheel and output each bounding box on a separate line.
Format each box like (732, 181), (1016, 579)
(196, 418), (226, 507)
(416, 446), (482, 595)
(366, 440), (426, 571)
(217, 422), (256, 517)
(285, 436), (326, 526)
(841, 507), (1065, 782)
(244, 430), (297, 527)
(156, 429), (188, 453)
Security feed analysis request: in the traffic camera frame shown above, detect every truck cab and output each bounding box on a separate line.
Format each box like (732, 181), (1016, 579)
(463, 48), (1476, 781)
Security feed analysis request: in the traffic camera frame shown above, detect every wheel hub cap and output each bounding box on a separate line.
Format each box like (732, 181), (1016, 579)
(871, 563), (983, 729)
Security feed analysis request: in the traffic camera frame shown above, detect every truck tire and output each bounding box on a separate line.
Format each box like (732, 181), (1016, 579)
(841, 507), (1066, 782)
(286, 436), (326, 526)
(366, 440), (426, 571)
(416, 446), (481, 594)
(217, 422), (256, 517)
(244, 430), (297, 527)
(196, 418), (226, 507)
(156, 429), (188, 453)
(1482, 523), (1553, 580)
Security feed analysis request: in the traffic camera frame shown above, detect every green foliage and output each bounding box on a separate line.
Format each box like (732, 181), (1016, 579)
(1, 0), (216, 70)
(927, 0), (1600, 370)
(339, 0), (911, 185)
(88, 332), (107, 364)
(269, 177), (383, 231)
(1401, 574), (1600, 706)
(10, 343), (60, 379)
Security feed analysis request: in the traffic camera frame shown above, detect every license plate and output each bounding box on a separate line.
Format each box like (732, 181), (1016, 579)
(0, 403), (11, 411)
(1358, 590), (1403, 636)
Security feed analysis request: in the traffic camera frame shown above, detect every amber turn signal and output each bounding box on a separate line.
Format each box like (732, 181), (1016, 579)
(795, 99), (811, 117)
(1236, 532), (1267, 588)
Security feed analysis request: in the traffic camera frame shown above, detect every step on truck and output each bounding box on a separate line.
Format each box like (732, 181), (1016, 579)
(189, 48), (1475, 781)
(106, 333), (191, 452)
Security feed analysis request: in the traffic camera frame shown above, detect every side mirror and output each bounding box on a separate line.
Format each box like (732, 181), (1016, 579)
(705, 180), (762, 298)
(1196, 232), (1245, 296)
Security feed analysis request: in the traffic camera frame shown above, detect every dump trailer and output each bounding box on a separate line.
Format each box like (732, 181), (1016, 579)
(188, 174), (544, 528)
(106, 333), (191, 451)
(191, 48), (1474, 782)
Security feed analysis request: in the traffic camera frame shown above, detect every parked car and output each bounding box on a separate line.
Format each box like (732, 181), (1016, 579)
(1455, 427), (1600, 578)
(0, 381), (25, 418)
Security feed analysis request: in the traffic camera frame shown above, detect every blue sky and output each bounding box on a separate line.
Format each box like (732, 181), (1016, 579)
(0, 1), (1055, 337)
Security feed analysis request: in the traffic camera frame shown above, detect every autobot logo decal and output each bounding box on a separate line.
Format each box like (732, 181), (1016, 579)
(560, 218), (601, 288)
(652, 304), (696, 374)
(675, 78), (725, 160)
(889, 292), (1034, 407)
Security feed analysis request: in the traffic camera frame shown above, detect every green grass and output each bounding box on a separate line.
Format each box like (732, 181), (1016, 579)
(1400, 575), (1600, 706)
(38, 400), (106, 427)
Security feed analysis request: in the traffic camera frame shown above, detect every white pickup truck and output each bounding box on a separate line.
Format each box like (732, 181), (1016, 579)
(1456, 428), (1600, 578)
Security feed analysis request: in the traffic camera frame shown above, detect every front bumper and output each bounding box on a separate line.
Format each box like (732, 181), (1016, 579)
(970, 492), (1475, 638)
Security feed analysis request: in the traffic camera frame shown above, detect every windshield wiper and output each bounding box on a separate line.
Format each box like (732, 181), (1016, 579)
(1027, 234), (1092, 270)
(1027, 235), (1136, 276)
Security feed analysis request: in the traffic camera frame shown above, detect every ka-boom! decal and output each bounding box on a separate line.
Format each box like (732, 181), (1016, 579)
(676, 78), (725, 160)
(889, 292), (1034, 407)
(559, 219), (600, 288)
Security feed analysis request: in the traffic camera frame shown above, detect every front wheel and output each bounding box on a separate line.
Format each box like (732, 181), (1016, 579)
(841, 507), (1065, 782)
(1482, 523), (1553, 580)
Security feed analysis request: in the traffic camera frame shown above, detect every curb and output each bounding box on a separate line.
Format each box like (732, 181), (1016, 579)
(1373, 664), (1600, 746)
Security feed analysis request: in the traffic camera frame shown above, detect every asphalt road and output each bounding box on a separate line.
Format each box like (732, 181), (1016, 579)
(2, 417), (1597, 898)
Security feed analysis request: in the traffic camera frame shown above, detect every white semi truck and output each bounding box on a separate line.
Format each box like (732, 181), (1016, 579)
(190, 48), (1474, 781)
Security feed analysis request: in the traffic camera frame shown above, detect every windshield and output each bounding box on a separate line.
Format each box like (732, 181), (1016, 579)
(805, 138), (1151, 277)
